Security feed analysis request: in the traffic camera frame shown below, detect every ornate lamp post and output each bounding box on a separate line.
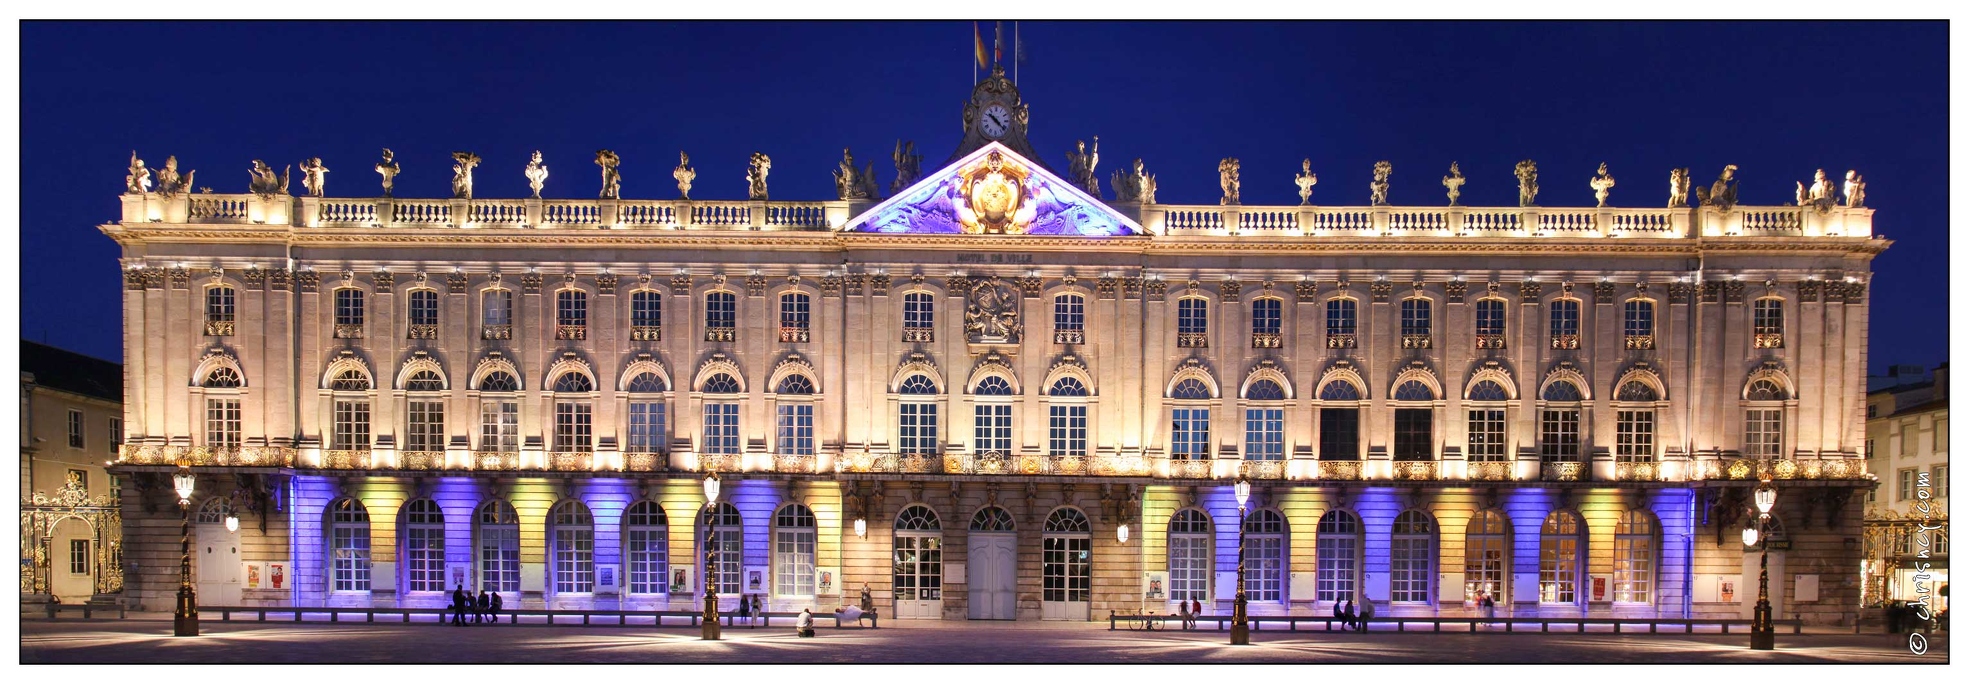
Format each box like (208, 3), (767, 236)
(172, 466), (199, 637)
(701, 471), (722, 641)
(1231, 477), (1251, 645)
(1750, 479), (1778, 650)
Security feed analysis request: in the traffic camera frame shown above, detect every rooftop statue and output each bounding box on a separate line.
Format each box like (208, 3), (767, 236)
(595, 149), (621, 200)
(1111, 158), (1156, 204)
(1295, 159), (1318, 205)
(1843, 170), (1866, 208)
(1695, 164), (1738, 210)
(524, 151), (549, 199)
(1065, 137), (1101, 198)
(891, 140), (922, 196)
(248, 159), (290, 198)
(451, 151), (481, 200)
(1369, 160), (1393, 206)
(1802, 168), (1837, 211)
(673, 152), (696, 200)
(155, 156), (193, 196)
(125, 151), (151, 194)
(746, 152), (772, 201)
(1668, 168), (1691, 208)
(1589, 163), (1616, 207)
(1514, 159), (1539, 207)
(299, 157), (329, 198)
(375, 149), (400, 198)
(835, 147), (874, 201)
(1218, 157), (1241, 205)
(1442, 162), (1465, 206)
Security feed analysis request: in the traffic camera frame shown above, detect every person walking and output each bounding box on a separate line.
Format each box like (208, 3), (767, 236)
(476, 590), (490, 624)
(738, 592), (753, 627)
(450, 585), (468, 626)
(751, 594), (763, 625)
(1358, 596), (1376, 632)
(1481, 592), (1497, 627)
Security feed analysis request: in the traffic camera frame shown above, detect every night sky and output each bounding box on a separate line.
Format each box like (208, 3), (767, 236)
(19, 21), (1948, 372)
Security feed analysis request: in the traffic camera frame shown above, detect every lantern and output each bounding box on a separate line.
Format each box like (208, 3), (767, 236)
(172, 467), (196, 505)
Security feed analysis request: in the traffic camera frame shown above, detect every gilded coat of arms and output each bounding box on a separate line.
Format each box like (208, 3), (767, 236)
(963, 276), (1022, 343)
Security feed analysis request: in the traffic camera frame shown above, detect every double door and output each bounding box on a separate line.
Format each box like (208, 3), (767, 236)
(1041, 534), (1090, 620)
(893, 533), (943, 619)
(967, 533), (1016, 619)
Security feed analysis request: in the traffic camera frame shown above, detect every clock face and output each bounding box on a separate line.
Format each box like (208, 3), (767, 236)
(979, 104), (1010, 139)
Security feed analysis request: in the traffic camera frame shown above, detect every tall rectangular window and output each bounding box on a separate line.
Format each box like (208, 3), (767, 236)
(625, 519), (668, 595)
(405, 400), (444, 452)
(1177, 298), (1209, 334)
(69, 539), (90, 575)
(1616, 410), (1655, 462)
(705, 291), (736, 330)
(628, 401), (667, 452)
(974, 404), (1012, 454)
(1934, 465), (1950, 499)
(479, 525), (519, 593)
(1549, 298), (1580, 348)
(206, 286), (236, 336)
(1540, 409), (1580, 461)
(899, 403), (939, 455)
(1476, 298), (1506, 335)
(553, 401), (593, 452)
(1393, 408), (1433, 460)
(1244, 408), (1284, 460)
(1937, 419), (1950, 452)
(332, 400), (370, 450)
(774, 524), (817, 598)
(1326, 299), (1357, 334)
(482, 290), (513, 326)
(703, 403), (740, 454)
(1319, 408), (1360, 460)
(408, 290), (439, 327)
(1467, 409), (1506, 462)
(556, 290), (587, 339)
(631, 291), (662, 327)
(1171, 408), (1210, 460)
(109, 418), (122, 453)
(335, 289), (365, 326)
(1047, 405), (1088, 456)
(903, 292), (934, 328)
(1744, 409), (1783, 459)
(66, 409), (85, 448)
(1623, 299), (1654, 343)
(553, 528), (595, 594)
(479, 401), (518, 451)
(1753, 298), (1784, 348)
(1054, 294), (1085, 330)
(780, 293), (810, 330)
(1251, 298), (1281, 334)
(1898, 468), (1916, 501)
(776, 403), (815, 455)
(1401, 298), (1432, 337)
(1168, 531), (1210, 602)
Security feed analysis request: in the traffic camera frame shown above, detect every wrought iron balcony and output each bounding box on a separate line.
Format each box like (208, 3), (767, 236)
(474, 451), (520, 470)
(549, 451), (594, 471)
(780, 327), (810, 343)
(1318, 460), (1363, 480)
(557, 324), (587, 340)
(1475, 333), (1507, 350)
(1541, 461), (1586, 482)
(1055, 329), (1086, 345)
(1176, 332), (1209, 348)
(1048, 454), (1089, 476)
(481, 324), (512, 340)
(774, 452), (816, 473)
(1250, 331), (1282, 349)
(1239, 459), (1287, 480)
(902, 327), (934, 343)
(698, 452), (740, 473)
(1550, 333), (1580, 350)
(1166, 457), (1213, 479)
(399, 451), (445, 470)
(1754, 333), (1784, 349)
(1401, 334), (1432, 349)
(1326, 333), (1357, 349)
(1624, 334), (1655, 350)
(323, 449), (371, 469)
(1392, 461), (1438, 481)
(1467, 460), (1514, 481)
(704, 326), (736, 342)
(204, 320), (235, 336)
(117, 444), (296, 467)
(623, 452), (670, 473)
(630, 325), (661, 341)
(334, 323), (364, 339)
(407, 324), (439, 340)
(1614, 461), (1660, 481)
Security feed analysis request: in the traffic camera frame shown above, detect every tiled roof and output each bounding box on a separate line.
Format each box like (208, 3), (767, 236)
(20, 340), (121, 403)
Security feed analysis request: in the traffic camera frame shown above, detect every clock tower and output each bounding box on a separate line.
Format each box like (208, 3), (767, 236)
(949, 64), (1046, 167)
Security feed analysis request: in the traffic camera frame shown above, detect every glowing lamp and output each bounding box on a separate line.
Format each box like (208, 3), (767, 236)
(1754, 482), (1776, 516)
(1742, 524), (1760, 548)
(854, 517), (867, 539)
(172, 467), (196, 505)
(1233, 477), (1251, 510)
(703, 472), (721, 504)
(225, 515), (240, 533)
(1117, 523), (1130, 544)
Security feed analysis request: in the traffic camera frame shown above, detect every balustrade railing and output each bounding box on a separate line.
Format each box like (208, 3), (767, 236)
(319, 200), (379, 225)
(1392, 461), (1438, 481)
(1550, 333), (1580, 350)
(399, 451), (445, 471)
(323, 450), (370, 470)
(1177, 332), (1209, 348)
(118, 445), (296, 467)
(617, 202), (676, 227)
(902, 327), (934, 343)
(1461, 210), (1522, 234)
(1536, 210), (1597, 235)
(1238, 209), (1298, 232)
(1607, 208), (1676, 235)
(1387, 209), (1448, 233)
(774, 453), (816, 473)
(705, 326), (736, 342)
(334, 324), (364, 339)
(548, 451), (595, 471)
(469, 201), (527, 226)
(540, 201), (600, 227)
(1475, 333), (1507, 350)
(189, 196), (251, 221)
(481, 324), (512, 340)
(1055, 329), (1085, 345)
(1738, 207), (1803, 235)
(780, 327), (810, 343)
(1308, 208), (1373, 233)
(1614, 461), (1660, 482)
(1754, 333), (1784, 349)
(1624, 334), (1654, 350)
(407, 324), (439, 340)
(1162, 207), (1225, 233)
(557, 325), (587, 340)
(623, 452), (670, 472)
(475, 451), (520, 470)
(691, 203), (750, 227)
(1467, 460), (1514, 481)
(1318, 460), (1362, 480)
(698, 452), (741, 473)
(1239, 459), (1287, 480)
(1541, 461), (1586, 482)
(1164, 458), (1214, 480)
(392, 201), (452, 225)
(766, 203), (828, 229)
(1401, 334), (1432, 349)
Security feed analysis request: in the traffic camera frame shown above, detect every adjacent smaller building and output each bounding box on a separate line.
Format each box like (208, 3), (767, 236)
(20, 340), (127, 606)
(1863, 362), (1948, 611)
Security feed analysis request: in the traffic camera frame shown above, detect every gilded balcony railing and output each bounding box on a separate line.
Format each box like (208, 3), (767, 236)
(698, 452), (741, 473)
(481, 324), (512, 340)
(630, 325), (662, 342)
(1250, 332), (1282, 349)
(774, 453), (816, 473)
(1055, 329), (1086, 345)
(948, 450), (1014, 476)
(1163, 457), (1213, 479)
(118, 444), (297, 467)
(1176, 332), (1209, 348)
(1049, 454), (1089, 476)
(898, 453), (940, 474)
(1467, 460), (1514, 481)
(1699, 456), (1864, 481)
(1090, 453), (1149, 477)
(1475, 333), (1507, 350)
(902, 327), (934, 343)
(1613, 461), (1660, 482)
(400, 451), (445, 470)
(323, 450), (370, 470)
(1319, 460), (1363, 480)
(407, 324), (439, 340)
(205, 320), (235, 336)
(1327, 333), (1357, 349)
(623, 452), (669, 473)
(1550, 333), (1580, 350)
(1624, 334), (1654, 350)
(1239, 459), (1287, 480)
(1392, 461), (1438, 481)
(780, 327), (810, 343)
(557, 325), (587, 340)
(1541, 461), (1586, 482)
(705, 326), (736, 342)
(334, 324), (364, 339)
(1754, 333), (1784, 349)
(1401, 334), (1432, 349)
(550, 452), (594, 471)
(475, 451), (520, 470)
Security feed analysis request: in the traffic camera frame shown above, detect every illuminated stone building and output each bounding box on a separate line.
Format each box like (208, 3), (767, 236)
(1862, 364), (1948, 610)
(107, 67), (1885, 624)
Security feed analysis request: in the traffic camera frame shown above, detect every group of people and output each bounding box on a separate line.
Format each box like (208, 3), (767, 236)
(448, 585), (502, 625)
(1174, 599), (1204, 629)
(732, 594), (765, 626)
(1332, 598), (1376, 631)
(1475, 591), (1499, 625)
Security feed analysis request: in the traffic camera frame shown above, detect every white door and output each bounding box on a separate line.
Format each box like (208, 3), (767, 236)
(967, 533), (1017, 620)
(893, 533), (944, 619)
(1041, 534), (1091, 621)
(49, 519), (96, 603)
(1739, 549), (1786, 620)
(197, 524), (242, 606)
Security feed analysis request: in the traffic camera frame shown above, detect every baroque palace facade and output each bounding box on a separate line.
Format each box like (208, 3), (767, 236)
(108, 67), (1885, 624)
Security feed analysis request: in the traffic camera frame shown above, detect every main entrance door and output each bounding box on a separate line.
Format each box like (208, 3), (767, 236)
(1041, 508), (1092, 621)
(967, 506), (1019, 620)
(194, 500), (241, 606)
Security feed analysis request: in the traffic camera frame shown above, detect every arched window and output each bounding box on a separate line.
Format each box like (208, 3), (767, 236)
(974, 375), (1015, 456)
(1319, 380), (1361, 401)
(974, 376), (1015, 395)
(1743, 378), (1788, 459)
(1047, 377), (1089, 457)
(1540, 380), (1583, 462)
(779, 292), (811, 342)
(328, 497), (371, 592)
(195, 497), (234, 524)
(1319, 380), (1362, 461)
(334, 288), (365, 338)
(1168, 509), (1212, 602)
(704, 291), (737, 334)
(1467, 380), (1510, 463)
(702, 503), (743, 596)
(479, 371), (519, 392)
(552, 372), (595, 453)
(1468, 380), (1511, 401)
(702, 373), (742, 394)
(1539, 510), (1584, 605)
(776, 375), (815, 456)
(206, 285), (236, 335)
(1048, 376), (1089, 397)
(203, 368), (243, 448)
(329, 369), (372, 451)
(630, 290), (662, 334)
(625, 501), (669, 595)
(1055, 293), (1086, 344)
(1542, 380), (1583, 402)
(1745, 379), (1788, 401)
(1390, 511), (1435, 604)
(1623, 299), (1655, 349)
(1245, 509), (1286, 602)
(1251, 297), (1282, 335)
(203, 366), (243, 389)
(969, 506), (1017, 532)
(1393, 380), (1435, 401)
(902, 291), (935, 341)
(1244, 378), (1285, 461)
(702, 372), (742, 456)
(329, 369), (370, 392)
(1617, 380), (1659, 402)
(478, 371), (519, 453)
(555, 289), (588, 339)
(401, 499), (445, 593)
(404, 370), (444, 392)
(1616, 380), (1660, 463)
(774, 504), (818, 597)
(1246, 379), (1286, 401)
(1315, 510), (1360, 603)
(1614, 510), (1657, 604)
(553, 372), (595, 393)
(1170, 378), (1212, 400)
(893, 505), (943, 604)
(1464, 510), (1509, 603)
(899, 375), (940, 456)
(1043, 508), (1092, 607)
(550, 501), (595, 594)
(1549, 298), (1581, 349)
(1753, 297), (1785, 348)
(627, 372), (667, 393)
(477, 500), (520, 593)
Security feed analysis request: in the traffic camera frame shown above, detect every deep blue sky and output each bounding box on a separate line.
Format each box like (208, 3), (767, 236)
(20, 21), (1947, 372)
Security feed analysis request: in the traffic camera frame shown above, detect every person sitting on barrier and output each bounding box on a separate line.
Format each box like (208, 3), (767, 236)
(1177, 599), (1194, 630)
(738, 592), (753, 626)
(476, 590), (490, 624)
(1340, 599), (1356, 631)
(796, 607), (816, 637)
(489, 592), (504, 622)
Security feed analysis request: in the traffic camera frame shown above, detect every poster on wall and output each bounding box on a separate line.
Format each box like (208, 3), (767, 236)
(243, 563), (264, 590)
(267, 562), (287, 590)
(449, 565), (469, 590)
(815, 567), (840, 595)
(1719, 577), (1738, 604)
(744, 566), (768, 594)
(1590, 575), (1609, 602)
(670, 566), (694, 595)
(1143, 571), (1168, 600)
(597, 565), (617, 591)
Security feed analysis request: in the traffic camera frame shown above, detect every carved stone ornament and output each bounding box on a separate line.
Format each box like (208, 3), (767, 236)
(1066, 137), (1102, 198)
(1514, 159), (1540, 207)
(1220, 279), (1243, 299)
(269, 268), (291, 291)
(1369, 161), (1393, 206)
(670, 273), (693, 291)
(1217, 157), (1241, 205)
(448, 272), (469, 294)
(818, 276), (842, 296)
(1518, 280), (1542, 300)
(521, 272), (543, 294)
(1723, 280), (1746, 303)
(1442, 162), (1464, 206)
(845, 273), (866, 296)
(1593, 280), (1614, 302)
(376, 149), (400, 198)
(247, 160), (289, 198)
(524, 150), (549, 199)
(298, 157), (329, 198)
(869, 273), (892, 292)
(295, 270), (320, 293)
(1700, 282), (1721, 303)
(891, 140), (922, 196)
(1015, 275), (1043, 298)
(126, 151), (152, 194)
(1112, 158), (1156, 203)
(1370, 280), (1392, 302)
(1144, 279), (1168, 297)
(1668, 168), (1691, 208)
(1842, 170), (1866, 208)
(156, 155), (193, 196)
(746, 151), (772, 201)
(673, 152), (696, 200)
(963, 277), (1024, 344)
(1797, 279), (1822, 303)
(450, 151), (481, 200)
(595, 149), (622, 200)
(373, 271), (395, 290)
(1295, 158), (1318, 205)
(1667, 282), (1691, 304)
(745, 275), (767, 297)
(1121, 277), (1143, 299)
(1295, 280), (1319, 299)
(595, 273), (619, 291)
(834, 147), (877, 201)
(1445, 280), (1468, 301)
(1589, 162), (1615, 207)
(1695, 164), (1739, 210)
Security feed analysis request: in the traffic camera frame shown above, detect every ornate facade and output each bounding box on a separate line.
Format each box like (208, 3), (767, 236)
(1862, 365), (1948, 612)
(107, 67), (1885, 624)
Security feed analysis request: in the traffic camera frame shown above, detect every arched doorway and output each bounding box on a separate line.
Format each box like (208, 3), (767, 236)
(1041, 507), (1091, 620)
(966, 506), (1017, 620)
(48, 517), (97, 604)
(194, 498), (240, 606)
(893, 504), (943, 619)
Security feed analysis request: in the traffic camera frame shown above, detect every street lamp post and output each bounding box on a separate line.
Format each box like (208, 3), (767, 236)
(1231, 477), (1251, 645)
(701, 471), (722, 641)
(1750, 480), (1777, 650)
(172, 466), (199, 637)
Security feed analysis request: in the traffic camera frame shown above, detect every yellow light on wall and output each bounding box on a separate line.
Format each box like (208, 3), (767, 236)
(1117, 523), (1130, 544)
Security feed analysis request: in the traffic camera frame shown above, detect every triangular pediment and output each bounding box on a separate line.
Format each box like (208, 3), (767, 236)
(843, 142), (1144, 237)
